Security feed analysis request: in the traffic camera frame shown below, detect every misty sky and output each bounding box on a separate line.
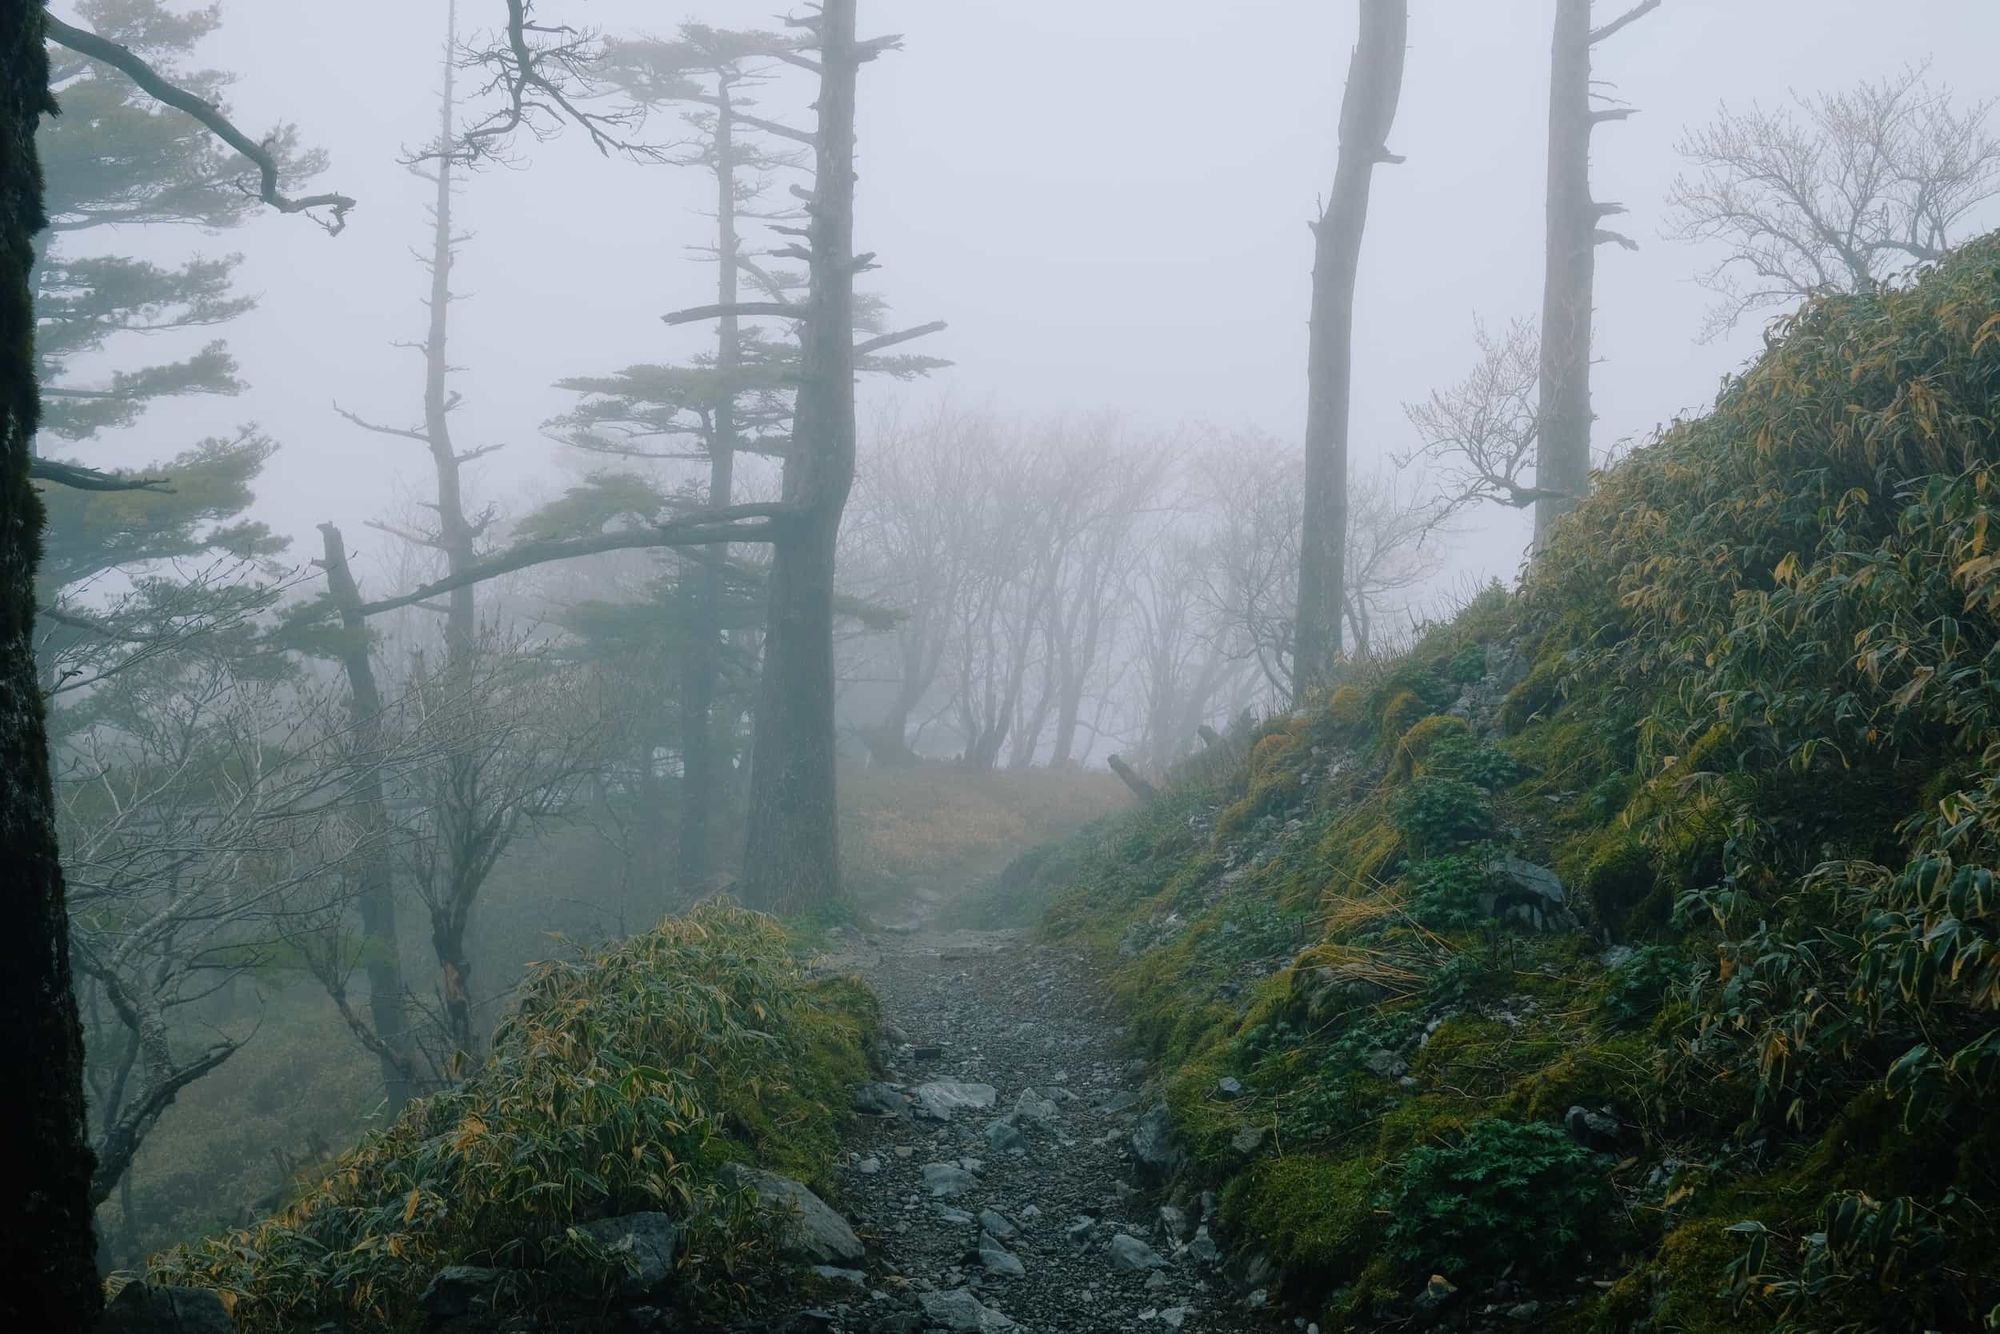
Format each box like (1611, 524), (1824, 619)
(58, 1), (2000, 598)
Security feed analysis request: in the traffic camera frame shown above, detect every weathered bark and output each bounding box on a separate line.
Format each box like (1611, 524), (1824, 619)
(317, 524), (416, 1109)
(1533, 0), (1655, 544)
(0, 6), (102, 1324)
(422, 21), (477, 670)
(739, 0), (868, 915)
(678, 75), (742, 892)
(1293, 0), (1407, 700)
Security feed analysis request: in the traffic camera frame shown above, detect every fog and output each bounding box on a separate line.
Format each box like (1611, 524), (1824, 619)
(23, 0), (2000, 1314)
(114, 2), (2000, 585)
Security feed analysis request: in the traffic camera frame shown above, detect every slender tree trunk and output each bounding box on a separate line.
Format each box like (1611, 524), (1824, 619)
(1534, 0), (1653, 543)
(424, 12), (475, 665)
(740, 0), (865, 916)
(679, 77), (743, 891)
(1293, 0), (1407, 700)
(317, 524), (416, 1109)
(0, 8), (101, 1325)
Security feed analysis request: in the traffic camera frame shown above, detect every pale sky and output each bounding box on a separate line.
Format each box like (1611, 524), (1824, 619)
(56, 1), (2000, 596)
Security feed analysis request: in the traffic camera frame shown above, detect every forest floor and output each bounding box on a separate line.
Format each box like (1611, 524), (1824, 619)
(745, 895), (1292, 1334)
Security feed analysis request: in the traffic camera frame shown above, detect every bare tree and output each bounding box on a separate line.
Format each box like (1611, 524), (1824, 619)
(1295, 0), (1408, 698)
(1666, 63), (2000, 337)
(1402, 317), (1551, 512)
(1535, 0), (1657, 544)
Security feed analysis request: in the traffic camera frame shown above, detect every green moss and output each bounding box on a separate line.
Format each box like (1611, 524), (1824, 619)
(1388, 712), (1470, 783)
(1221, 1154), (1378, 1273)
(1559, 826), (1657, 935)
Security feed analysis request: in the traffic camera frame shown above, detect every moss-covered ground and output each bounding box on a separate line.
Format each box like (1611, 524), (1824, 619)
(1014, 236), (2000, 1332)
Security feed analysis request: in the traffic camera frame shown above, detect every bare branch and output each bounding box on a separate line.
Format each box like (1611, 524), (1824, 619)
(854, 320), (947, 357)
(1588, 0), (1661, 46)
(29, 458), (170, 493)
(663, 300), (802, 325)
(45, 15), (355, 234)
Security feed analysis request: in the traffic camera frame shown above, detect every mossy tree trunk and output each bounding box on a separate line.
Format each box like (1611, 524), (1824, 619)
(0, 5), (102, 1325)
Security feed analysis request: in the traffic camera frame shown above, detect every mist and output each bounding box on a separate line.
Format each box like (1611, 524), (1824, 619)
(8, 3), (2000, 1332)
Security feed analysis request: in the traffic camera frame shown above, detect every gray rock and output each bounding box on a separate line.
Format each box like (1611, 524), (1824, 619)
(1215, 1076), (1244, 1099)
(575, 1211), (677, 1296)
(1186, 1225), (1221, 1266)
(809, 1264), (868, 1288)
(978, 1207), (1020, 1241)
(910, 1080), (998, 1121)
(1484, 854), (1571, 930)
(977, 1231), (1025, 1277)
(1130, 1103), (1183, 1174)
(852, 1082), (910, 1116)
(1011, 1088), (1061, 1126)
(1067, 1215), (1099, 1246)
(984, 1118), (1028, 1155)
(1107, 1233), (1168, 1272)
(1363, 1048), (1408, 1080)
(722, 1164), (865, 1264)
(1156, 1204), (1189, 1241)
(1160, 1307), (1190, 1330)
(918, 1287), (1016, 1331)
(1229, 1124), (1266, 1156)
(97, 1283), (235, 1334)
(1566, 1104), (1623, 1150)
(1413, 1273), (1459, 1314)
(922, 1162), (979, 1198)
(854, 1155), (883, 1175)
(419, 1266), (510, 1320)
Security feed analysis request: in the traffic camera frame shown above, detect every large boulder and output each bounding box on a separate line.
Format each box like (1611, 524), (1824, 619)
(97, 1283), (234, 1334)
(419, 1265), (513, 1321)
(917, 1288), (1016, 1331)
(722, 1165), (865, 1265)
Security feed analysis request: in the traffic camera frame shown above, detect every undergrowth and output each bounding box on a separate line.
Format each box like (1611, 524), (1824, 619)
(1024, 234), (2000, 1331)
(148, 903), (876, 1332)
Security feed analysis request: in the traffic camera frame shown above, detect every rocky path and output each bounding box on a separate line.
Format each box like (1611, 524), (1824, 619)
(768, 924), (1292, 1334)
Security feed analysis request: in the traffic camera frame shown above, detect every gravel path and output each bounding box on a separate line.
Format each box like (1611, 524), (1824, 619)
(761, 924), (1289, 1334)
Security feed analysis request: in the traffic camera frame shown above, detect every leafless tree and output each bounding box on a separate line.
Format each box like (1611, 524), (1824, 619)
(1666, 63), (2000, 337)
(1402, 317), (1552, 512)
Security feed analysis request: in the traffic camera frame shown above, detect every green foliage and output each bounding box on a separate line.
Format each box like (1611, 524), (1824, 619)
(1391, 776), (1493, 855)
(1600, 946), (1690, 1029)
(1386, 1118), (1609, 1282)
(1406, 853), (1495, 931)
(149, 905), (875, 1332)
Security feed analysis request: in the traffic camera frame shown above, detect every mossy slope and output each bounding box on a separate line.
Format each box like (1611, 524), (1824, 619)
(149, 903), (876, 1332)
(1029, 236), (2000, 1331)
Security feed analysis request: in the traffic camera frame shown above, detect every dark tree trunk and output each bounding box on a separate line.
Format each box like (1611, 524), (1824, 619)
(1534, 0), (1653, 544)
(317, 524), (415, 1110)
(0, 7), (102, 1325)
(679, 77), (743, 892)
(1293, 0), (1406, 700)
(740, 0), (866, 916)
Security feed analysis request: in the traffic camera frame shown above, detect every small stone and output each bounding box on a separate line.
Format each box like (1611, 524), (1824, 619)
(917, 1287), (1016, 1331)
(852, 1081), (910, 1116)
(1156, 1204), (1189, 1240)
(923, 1162), (978, 1198)
(1012, 1088), (1061, 1126)
(1229, 1124), (1266, 1155)
(1161, 1307), (1190, 1330)
(894, 1145), (914, 1158)
(1363, 1048), (1408, 1080)
(1413, 1273), (1458, 1313)
(984, 1118), (1028, 1155)
(1566, 1104), (1622, 1150)
(810, 1265), (868, 1288)
(911, 1080), (999, 1121)
(977, 1231), (1025, 1277)
(1107, 1233), (1168, 1272)
(1215, 1076), (1244, 1099)
(855, 1155), (882, 1175)
(1187, 1225), (1221, 1266)
(979, 1207), (1019, 1241)
(1145, 1269), (1172, 1290)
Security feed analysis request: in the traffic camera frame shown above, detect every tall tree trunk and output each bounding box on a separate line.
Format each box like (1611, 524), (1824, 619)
(1293, 0), (1406, 700)
(0, 7), (101, 1325)
(424, 8), (475, 666)
(1533, 0), (1653, 543)
(740, 0), (865, 916)
(317, 524), (415, 1110)
(679, 76), (742, 892)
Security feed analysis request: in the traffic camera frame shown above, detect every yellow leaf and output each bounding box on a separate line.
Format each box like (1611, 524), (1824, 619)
(403, 1188), (422, 1224)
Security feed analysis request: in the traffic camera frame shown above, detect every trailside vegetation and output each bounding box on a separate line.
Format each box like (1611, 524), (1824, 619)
(1024, 232), (2000, 1332)
(148, 904), (876, 1332)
